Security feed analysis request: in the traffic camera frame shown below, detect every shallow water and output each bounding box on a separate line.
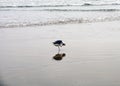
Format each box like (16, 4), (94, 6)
(0, 0), (120, 28)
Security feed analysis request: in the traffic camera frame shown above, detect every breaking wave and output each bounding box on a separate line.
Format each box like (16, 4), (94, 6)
(0, 0), (120, 28)
(42, 9), (120, 12)
(1, 16), (120, 28)
(0, 4), (120, 8)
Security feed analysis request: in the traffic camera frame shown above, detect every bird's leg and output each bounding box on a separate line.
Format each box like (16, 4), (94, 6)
(60, 44), (62, 47)
(58, 46), (60, 53)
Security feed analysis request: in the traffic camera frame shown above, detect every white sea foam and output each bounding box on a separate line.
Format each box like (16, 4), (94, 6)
(0, 0), (120, 28)
(0, 0), (120, 6)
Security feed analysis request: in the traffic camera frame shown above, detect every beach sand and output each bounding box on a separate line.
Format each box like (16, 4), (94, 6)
(0, 21), (120, 86)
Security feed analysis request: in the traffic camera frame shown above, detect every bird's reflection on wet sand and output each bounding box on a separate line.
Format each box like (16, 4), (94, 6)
(53, 53), (66, 61)
(0, 79), (6, 86)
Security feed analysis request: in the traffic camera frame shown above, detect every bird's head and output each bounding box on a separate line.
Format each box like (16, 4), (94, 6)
(62, 43), (66, 46)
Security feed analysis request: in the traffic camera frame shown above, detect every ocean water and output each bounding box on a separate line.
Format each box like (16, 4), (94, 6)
(0, 0), (120, 28)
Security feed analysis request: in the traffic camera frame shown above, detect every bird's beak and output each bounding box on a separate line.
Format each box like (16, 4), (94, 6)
(63, 43), (66, 46)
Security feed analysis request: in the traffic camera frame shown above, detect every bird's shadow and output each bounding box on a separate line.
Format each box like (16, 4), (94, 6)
(53, 53), (66, 61)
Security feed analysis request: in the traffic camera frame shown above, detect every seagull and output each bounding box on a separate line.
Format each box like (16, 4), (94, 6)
(53, 40), (65, 51)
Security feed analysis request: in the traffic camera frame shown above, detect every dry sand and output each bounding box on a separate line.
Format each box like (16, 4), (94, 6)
(0, 21), (120, 86)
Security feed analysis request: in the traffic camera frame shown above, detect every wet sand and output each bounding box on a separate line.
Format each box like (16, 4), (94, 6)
(0, 21), (120, 86)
